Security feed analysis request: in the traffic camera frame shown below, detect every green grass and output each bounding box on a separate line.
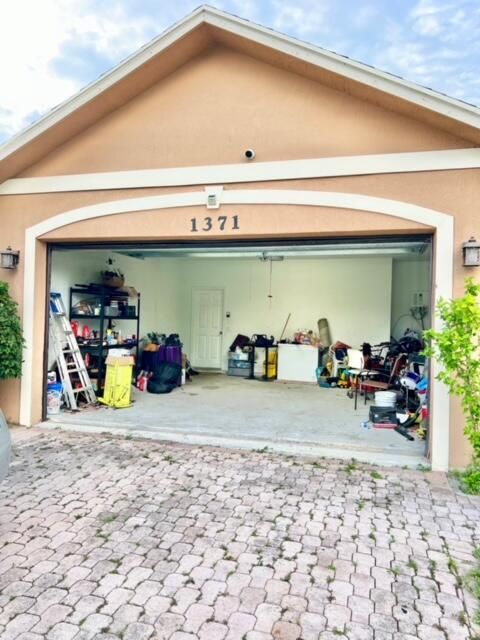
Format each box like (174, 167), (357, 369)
(102, 514), (116, 524)
(416, 463), (431, 472)
(407, 558), (418, 574)
(345, 459), (357, 474)
(452, 467), (480, 495)
(370, 470), (383, 479)
(332, 626), (346, 636)
(457, 611), (467, 626)
(448, 557), (459, 576)
(465, 548), (480, 625)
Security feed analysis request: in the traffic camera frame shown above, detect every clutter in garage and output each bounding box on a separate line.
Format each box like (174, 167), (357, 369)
(46, 241), (432, 465)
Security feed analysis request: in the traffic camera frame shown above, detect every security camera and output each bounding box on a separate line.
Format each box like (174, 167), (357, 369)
(245, 149), (256, 160)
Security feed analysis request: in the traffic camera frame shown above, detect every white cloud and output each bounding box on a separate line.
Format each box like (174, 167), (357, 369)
(271, 0), (331, 36)
(0, 0), (479, 144)
(0, 0), (79, 137)
(352, 5), (379, 29)
(0, 0), (160, 140)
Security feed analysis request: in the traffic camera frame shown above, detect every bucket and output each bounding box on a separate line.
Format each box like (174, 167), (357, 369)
(374, 391), (396, 407)
(47, 383), (63, 415)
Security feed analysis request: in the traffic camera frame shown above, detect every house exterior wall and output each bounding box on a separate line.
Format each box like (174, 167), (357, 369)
(19, 46), (471, 178)
(0, 45), (479, 469)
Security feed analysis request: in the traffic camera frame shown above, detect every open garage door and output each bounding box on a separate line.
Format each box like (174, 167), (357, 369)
(44, 235), (432, 467)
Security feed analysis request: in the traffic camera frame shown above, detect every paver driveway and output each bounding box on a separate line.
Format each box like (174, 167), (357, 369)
(0, 428), (479, 640)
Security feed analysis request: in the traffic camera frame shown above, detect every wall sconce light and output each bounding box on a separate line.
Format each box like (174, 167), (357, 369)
(0, 246), (20, 270)
(462, 237), (480, 267)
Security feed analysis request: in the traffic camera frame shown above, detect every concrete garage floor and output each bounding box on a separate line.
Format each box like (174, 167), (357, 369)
(44, 373), (427, 467)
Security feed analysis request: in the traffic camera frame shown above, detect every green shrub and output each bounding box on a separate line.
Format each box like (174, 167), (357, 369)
(457, 467), (480, 495)
(0, 281), (24, 380)
(424, 278), (480, 466)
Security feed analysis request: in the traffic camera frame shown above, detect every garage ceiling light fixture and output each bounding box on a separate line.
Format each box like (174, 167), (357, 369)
(187, 252), (256, 258)
(188, 247), (416, 259)
(258, 253), (284, 262)
(0, 246), (20, 269)
(462, 237), (480, 267)
(111, 240), (428, 260)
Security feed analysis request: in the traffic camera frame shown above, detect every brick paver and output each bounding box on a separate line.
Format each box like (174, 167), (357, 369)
(0, 427), (479, 639)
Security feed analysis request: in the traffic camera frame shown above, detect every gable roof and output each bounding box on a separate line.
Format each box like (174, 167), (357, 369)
(1, 4), (479, 181)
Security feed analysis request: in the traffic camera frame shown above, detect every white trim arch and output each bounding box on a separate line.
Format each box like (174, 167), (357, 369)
(22, 189), (454, 470)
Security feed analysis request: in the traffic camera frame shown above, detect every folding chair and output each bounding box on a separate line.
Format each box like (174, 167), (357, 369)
(359, 352), (408, 404)
(346, 348), (379, 410)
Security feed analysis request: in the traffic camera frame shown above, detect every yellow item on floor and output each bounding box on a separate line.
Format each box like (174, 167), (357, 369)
(263, 351), (278, 378)
(98, 356), (134, 408)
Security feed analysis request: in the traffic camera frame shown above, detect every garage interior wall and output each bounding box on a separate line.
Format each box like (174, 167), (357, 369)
(48, 250), (418, 368)
(391, 258), (431, 339)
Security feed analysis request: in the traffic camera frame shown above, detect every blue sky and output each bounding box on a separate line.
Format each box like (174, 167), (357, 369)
(0, 0), (479, 144)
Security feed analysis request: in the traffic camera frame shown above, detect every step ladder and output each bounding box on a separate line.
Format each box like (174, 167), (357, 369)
(49, 292), (97, 410)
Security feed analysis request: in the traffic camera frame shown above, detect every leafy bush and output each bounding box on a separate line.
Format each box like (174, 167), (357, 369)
(457, 467), (480, 495)
(0, 281), (24, 380)
(424, 278), (480, 465)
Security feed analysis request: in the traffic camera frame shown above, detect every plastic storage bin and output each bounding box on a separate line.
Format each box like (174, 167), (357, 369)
(47, 383), (63, 415)
(227, 358), (250, 377)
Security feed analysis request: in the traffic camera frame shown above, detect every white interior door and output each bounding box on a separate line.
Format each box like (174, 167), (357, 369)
(191, 289), (224, 368)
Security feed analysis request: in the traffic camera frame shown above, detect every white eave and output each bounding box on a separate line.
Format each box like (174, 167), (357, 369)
(1, 4), (479, 165)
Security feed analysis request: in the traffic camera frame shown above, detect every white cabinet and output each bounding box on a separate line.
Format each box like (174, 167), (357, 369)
(277, 343), (319, 383)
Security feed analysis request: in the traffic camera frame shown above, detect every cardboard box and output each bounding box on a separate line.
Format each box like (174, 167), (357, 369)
(106, 356), (135, 366)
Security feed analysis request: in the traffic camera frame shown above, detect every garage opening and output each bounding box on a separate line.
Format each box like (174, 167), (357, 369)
(44, 236), (432, 466)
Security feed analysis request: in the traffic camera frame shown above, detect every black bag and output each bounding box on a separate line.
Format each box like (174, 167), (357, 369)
(229, 334), (250, 352)
(251, 334), (275, 347)
(165, 333), (182, 347)
(147, 361), (182, 394)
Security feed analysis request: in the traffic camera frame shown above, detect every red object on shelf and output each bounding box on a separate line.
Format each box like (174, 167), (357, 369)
(71, 321), (79, 337)
(82, 325), (91, 339)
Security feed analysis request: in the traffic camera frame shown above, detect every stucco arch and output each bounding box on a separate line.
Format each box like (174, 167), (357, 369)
(22, 189), (454, 470)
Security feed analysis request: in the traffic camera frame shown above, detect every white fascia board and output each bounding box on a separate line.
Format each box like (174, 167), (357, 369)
(0, 5), (479, 169)
(205, 7), (480, 129)
(2, 148), (480, 195)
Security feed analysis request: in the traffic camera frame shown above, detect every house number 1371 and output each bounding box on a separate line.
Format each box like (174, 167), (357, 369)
(190, 215), (240, 232)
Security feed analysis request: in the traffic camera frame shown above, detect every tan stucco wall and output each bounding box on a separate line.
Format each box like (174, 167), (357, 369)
(20, 46), (471, 178)
(0, 44), (479, 468)
(1, 170), (480, 469)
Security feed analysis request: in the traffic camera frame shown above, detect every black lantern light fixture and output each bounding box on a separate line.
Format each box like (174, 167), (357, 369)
(0, 246), (20, 270)
(462, 237), (480, 267)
